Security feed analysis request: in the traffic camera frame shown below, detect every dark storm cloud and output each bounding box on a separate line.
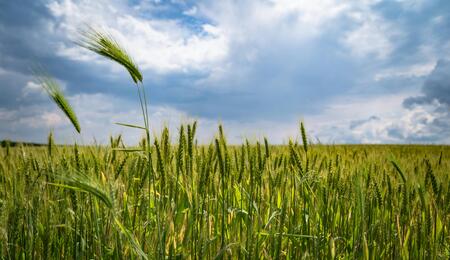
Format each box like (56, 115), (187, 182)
(403, 59), (450, 108)
(174, 22), (361, 121)
(386, 124), (450, 143)
(374, 0), (450, 66)
(343, 57), (450, 144)
(389, 59), (450, 143)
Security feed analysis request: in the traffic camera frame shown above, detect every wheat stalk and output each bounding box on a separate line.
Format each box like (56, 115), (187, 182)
(77, 27), (143, 84)
(34, 69), (81, 133)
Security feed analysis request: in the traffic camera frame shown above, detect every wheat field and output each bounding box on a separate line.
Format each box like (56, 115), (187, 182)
(0, 131), (449, 259)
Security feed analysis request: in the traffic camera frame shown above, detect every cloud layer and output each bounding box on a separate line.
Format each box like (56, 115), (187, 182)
(1, 0), (450, 144)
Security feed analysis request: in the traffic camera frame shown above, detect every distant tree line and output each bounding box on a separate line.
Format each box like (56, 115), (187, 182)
(0, 140), (45, 147)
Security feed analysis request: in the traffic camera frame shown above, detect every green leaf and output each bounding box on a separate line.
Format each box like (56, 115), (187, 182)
(113, 217), (148, 260)
(390, 159), (407, 183)
(115, 122), (146, 130)
(112, 148), (145, 152)
(48, 175), (113, 209)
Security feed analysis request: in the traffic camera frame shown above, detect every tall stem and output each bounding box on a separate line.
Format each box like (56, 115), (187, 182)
(138, 82), (164, 259)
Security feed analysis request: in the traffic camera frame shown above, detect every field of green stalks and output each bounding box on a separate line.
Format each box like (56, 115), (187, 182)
(0, 128), (449, 259)
(1, 27), (449, 259)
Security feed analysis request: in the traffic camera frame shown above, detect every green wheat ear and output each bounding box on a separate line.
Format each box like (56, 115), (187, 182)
(77, 27), (143, 84)
(51, 170), (114, 209)
(35, 71), (81, 133)
(300, 121), (308, 153)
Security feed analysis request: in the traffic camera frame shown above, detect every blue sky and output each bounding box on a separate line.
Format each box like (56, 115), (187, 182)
(1, 0), (450, 144)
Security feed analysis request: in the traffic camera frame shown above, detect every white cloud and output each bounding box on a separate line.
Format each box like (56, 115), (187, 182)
(270, 0), (349, 26)
(1, 106), (68, 130)
(431, 15), (445, 25)
(47, 0), (228, 74)
(374, 61), (437, 81)
(189, 0), (356, 89)
(46, 0), (403, 85)
(249, 0), (350, 34)
(348, 102), (448, 143)
(22, 81), (44, 97)
(197, 1), (398, 62)
(343, 12), (398, 59)
(305, 93), (405, 143)
(395, 0), (429, 11)
(0, 109), (15, 121)
(41, 112), (66, 127)
(21, 78), (68, 99)
(304, 92), (450, 144)
(183, 6), (197, 16)
(199, 0), (349, 44)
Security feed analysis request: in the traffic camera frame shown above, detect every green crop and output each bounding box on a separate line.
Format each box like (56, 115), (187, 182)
(0, 135), (449, 259)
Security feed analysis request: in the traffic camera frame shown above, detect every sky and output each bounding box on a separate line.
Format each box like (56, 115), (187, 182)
(1, 0), (450, 145)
